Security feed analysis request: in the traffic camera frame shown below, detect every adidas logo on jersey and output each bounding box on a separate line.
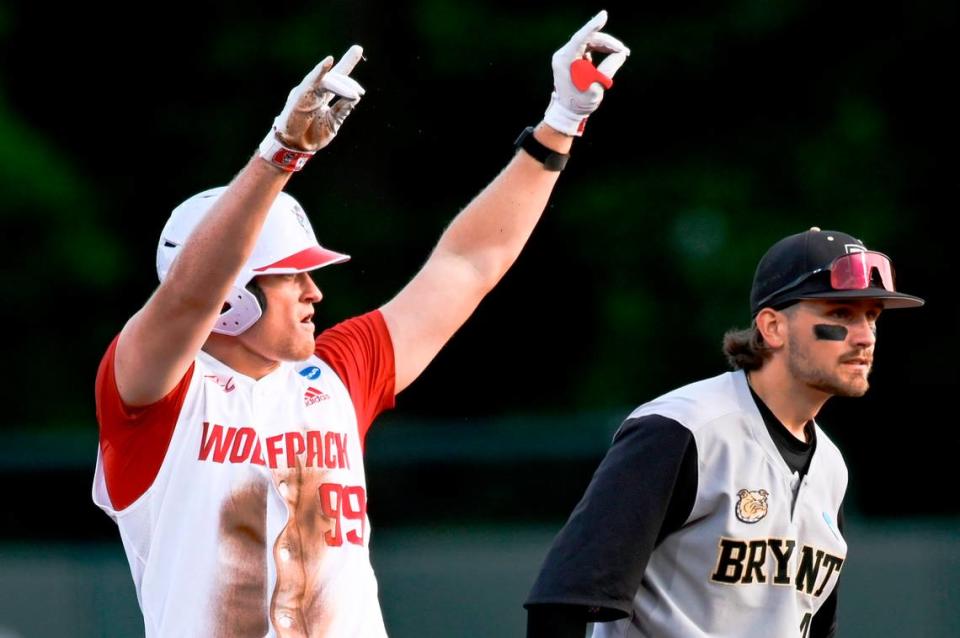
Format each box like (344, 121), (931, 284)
(304, 386), (329, 406)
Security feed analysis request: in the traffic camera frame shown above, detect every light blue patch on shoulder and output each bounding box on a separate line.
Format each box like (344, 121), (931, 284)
(298, 366), (322, 380)
(822, 512), (841, 540)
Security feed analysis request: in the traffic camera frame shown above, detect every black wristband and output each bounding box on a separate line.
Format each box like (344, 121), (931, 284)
(514, 126), (569, 171)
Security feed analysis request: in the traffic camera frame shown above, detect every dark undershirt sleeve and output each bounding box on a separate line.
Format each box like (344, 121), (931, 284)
(526, 605), (591, 638)
(525, 415), (698, 636)
(810, 501), (844, 638)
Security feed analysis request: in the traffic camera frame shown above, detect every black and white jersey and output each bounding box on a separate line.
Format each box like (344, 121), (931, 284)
(526, 370), (847, 638)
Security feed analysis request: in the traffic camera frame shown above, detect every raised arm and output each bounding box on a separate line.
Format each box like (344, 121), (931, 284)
(380, 11), (629, 393)
(114, 47), (365, 406)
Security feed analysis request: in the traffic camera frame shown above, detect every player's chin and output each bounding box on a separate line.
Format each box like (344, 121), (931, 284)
(833, 375), (870, 398)
(294, 335), (316, 360)
(280, 332), (316, 362)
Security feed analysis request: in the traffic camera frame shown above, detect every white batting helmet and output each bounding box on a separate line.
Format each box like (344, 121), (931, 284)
(156, 187), (350, 336)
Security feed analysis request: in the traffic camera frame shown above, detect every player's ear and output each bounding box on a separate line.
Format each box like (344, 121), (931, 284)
(755, 308), (787, 349)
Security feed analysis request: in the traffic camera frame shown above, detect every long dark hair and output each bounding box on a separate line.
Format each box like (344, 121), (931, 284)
(722, 324), (773, 371)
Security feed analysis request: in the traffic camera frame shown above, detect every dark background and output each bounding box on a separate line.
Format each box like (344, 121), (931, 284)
(1, 0), (956, 542)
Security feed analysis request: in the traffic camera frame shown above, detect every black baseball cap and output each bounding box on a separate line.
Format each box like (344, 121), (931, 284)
(749, 227), (924, 316)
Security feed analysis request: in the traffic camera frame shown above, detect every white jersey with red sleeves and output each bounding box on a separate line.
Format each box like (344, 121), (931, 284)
(92, 311), (395, 638)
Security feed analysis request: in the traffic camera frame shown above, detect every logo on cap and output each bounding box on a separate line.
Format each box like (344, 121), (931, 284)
(293, 204), (309, 235)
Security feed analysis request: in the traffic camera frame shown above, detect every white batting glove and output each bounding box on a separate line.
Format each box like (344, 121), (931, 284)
(544, 10), (629, 136)
(259, 45), (366, 171)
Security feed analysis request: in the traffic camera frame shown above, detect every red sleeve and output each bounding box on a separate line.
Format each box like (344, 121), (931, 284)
(314, 310), (396, 446)
(95, 334), (194, 510)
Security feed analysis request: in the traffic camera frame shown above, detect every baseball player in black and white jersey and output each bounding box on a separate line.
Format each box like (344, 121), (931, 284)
(525, 228), (924, 638)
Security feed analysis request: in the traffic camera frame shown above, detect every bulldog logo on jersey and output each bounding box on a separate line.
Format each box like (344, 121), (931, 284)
(735, 489), (769, 523)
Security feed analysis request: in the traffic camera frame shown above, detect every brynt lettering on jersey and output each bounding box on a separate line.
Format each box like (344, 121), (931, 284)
(710, 537), (844, 597)
(198, 422), (351, 470)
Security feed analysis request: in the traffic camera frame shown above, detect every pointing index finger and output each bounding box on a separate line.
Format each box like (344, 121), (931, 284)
(570, 10), (608, 47)
(331, 44), (364, 76)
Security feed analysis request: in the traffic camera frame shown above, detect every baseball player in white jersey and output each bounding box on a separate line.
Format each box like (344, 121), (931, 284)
(525, 228), (923, 638)
(92, 12), (629, 638)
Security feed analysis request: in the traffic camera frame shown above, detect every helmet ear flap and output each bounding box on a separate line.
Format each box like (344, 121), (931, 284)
(212, 286), (262, 336)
